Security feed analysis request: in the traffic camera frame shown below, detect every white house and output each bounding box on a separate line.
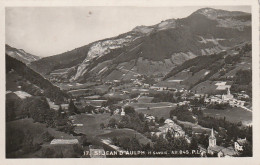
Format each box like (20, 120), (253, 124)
(234, 138), (248, 152)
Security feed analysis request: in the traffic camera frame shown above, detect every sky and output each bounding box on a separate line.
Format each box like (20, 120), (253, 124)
(6, 6), (251, 57)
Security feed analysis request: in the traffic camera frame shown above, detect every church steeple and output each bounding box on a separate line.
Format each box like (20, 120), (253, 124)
(227, 87), (231, 95)
(209, 128), (216, 147)
(210, 128), (215, 138)
(121, 107), (125, 116)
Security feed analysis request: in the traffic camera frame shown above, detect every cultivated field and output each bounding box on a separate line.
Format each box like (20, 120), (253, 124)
(127, 102), (175, 118)
(192, 80), (226, 94)
(203, 107), (252, 125)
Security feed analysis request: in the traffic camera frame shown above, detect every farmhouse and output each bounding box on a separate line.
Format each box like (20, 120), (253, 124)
(61, 104), (69, 110)
(234, 138), (248, 152)
(73, 123), (83, 127)
(113, 109), (120, 115)
(144, 114), (155, 122)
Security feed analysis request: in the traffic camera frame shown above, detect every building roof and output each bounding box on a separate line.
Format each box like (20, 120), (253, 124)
(237, 138), (248, 146)
(221, 147), (237, 156)
(208, 145), (225, 152)
(164, 119), (174, 124)
(215, 82), (226, 86)
(216, 85), (231, 90)
(50, 139), (79, 145)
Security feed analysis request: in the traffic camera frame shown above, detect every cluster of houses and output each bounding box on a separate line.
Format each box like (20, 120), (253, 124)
(112, 108), (123, 115)
(46, 98), (69, 111)
(144, 114), (155, 123)
(151, 119), (186, 139)
(204, 87), (246, 107)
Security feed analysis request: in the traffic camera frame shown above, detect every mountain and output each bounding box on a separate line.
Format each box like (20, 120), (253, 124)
(6, 44), (41, 64)
(29, 8), (251, 83)
(6, 54), (68, 103)
(161, 42), (252, 94)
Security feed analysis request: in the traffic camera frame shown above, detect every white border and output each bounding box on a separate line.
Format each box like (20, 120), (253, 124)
(0, 0), (259, 165)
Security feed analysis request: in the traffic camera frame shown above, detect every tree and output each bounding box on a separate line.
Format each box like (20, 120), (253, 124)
(189, 135), (198, 150)
(154, 135), (168, 151)
(6, 100), (16, 121)
(118, 115), (130, 128)
(42, 131), (54, 142)
(68, 100), (79, 115)
(108, 118), (117, 128)
(224, 55), (233, 64)
(240, 143), (252, 157)
(143, 121), (150, 133)
(112, 137), (119, 146)
(6, 128), (25, 154)
(57, 105), (63, 117)
(83, 105), (95, 113)
(73, 144), (83, 157)
(42, 148), (55, 158)
(22, 130), (34, 153)
(55, 150), (64, 158)
(100, 123), (105, 129)
(80, 135), (91, 147)
(129, 137), (142, 151)
(159, 117), (165, 125)
(124, 106), (135, 115)
(165, 130), (173, 141)
(138, 113), (145, 122)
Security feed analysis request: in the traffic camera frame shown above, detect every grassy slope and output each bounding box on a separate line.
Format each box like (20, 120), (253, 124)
(203, 107), (252, 125)
(73, 113), (151, 145)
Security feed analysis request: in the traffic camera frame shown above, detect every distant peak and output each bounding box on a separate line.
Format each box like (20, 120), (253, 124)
(194, 8), (227, 16)
(192, 7), (250, 18)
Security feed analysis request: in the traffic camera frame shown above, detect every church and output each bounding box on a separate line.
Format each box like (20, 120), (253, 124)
(221, 87), (234, 101)
(207, 128), (237, 157)
(121, 107), (125, 116)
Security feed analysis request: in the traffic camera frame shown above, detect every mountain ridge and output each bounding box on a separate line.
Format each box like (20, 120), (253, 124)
(25, 8), (251, 83)
(6, 44), (41, 64)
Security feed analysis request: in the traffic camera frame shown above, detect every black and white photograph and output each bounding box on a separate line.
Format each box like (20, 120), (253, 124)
(2, 0), (259, 162)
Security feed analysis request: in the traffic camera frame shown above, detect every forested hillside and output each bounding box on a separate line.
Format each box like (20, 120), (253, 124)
(6, 54), (68, 103)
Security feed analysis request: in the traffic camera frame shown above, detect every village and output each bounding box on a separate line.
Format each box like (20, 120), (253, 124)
(5, 6), (254, 159)
(41, 72), (252, 158)
(6, 64), (252, 158)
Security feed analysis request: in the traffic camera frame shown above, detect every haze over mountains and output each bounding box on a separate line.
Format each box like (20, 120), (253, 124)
(8, 8), (251, 84)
